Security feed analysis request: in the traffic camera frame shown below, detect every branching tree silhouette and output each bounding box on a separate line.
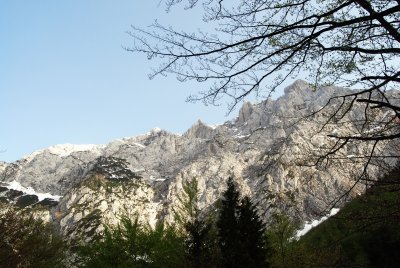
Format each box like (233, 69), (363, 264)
(128, 0), (400, 202)
(128, 0), (400, 116)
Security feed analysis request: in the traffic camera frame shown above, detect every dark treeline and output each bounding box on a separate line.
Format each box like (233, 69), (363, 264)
(1, 171), (400, 267)
(77, 177), (269, 268)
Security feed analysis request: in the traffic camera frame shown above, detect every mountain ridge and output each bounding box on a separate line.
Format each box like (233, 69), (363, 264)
(1, 80), (399, 241)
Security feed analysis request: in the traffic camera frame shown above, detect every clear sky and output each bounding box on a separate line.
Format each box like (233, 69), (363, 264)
(0, 1), (283, 162)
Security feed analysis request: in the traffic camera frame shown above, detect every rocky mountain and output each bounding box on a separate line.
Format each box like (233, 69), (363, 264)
(1, 80), (399, 241)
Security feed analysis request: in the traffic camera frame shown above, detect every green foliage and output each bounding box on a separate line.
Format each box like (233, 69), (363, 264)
(217, 177), (268, 268)
(77, 177), (270, 268)
(7, 171), (395, 268)
(173, 178), (219, 268)
(266, 213), (299, 268)
(237, 197), (268, 268)
(0, 205), (65, 268)
(293, 167), (400, 267)
(217, 177), (241, 267)
(173, 178), (201, 227)
(184, 218), (218, 268)
(77, 216), (187, 268)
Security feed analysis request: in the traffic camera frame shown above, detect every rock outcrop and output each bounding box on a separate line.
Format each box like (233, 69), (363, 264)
(1, 80), (399, 241)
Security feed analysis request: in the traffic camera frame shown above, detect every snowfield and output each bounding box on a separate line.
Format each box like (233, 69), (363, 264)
(3, 180), (62, 201)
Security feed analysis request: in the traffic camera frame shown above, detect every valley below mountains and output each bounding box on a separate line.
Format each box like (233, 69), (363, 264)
(1, 80), (399, 242)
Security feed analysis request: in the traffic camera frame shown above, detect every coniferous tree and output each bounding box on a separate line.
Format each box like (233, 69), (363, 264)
(217, 177), (241, 268)
(217, 177), (269, 267)
(184, 218), (215, 268)
(173, 178), (217, 268)
(237, 197), (268, 268)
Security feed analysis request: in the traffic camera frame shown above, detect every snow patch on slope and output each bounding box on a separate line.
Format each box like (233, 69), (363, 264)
(295, 208), (340, 238)
(4, 180), (62, 201)
(133, 142), (146, 149)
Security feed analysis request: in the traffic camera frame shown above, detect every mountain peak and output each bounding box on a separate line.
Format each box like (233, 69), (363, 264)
(184, 119), (216, 139)
(237, 101), (254, 125)
(1, 80), (395, 246)
(283, 79), (311, 95)
(23, 143), (104, 162)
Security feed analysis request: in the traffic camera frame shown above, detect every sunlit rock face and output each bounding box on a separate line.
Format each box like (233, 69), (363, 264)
(1, 80), (399, 241)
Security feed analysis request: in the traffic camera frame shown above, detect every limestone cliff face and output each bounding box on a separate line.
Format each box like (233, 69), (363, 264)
(1, 80), (399, 241)
(0, 162), (7, 173)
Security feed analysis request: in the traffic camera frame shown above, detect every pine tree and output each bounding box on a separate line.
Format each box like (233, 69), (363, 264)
(217, 177), (269, 267)
(184, 218), (214, 268)
(237, 197), (268, 268)
(217, 177), (241, 268)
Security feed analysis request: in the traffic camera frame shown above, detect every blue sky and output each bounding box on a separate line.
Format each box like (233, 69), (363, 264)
(0, 1), (283, 162)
